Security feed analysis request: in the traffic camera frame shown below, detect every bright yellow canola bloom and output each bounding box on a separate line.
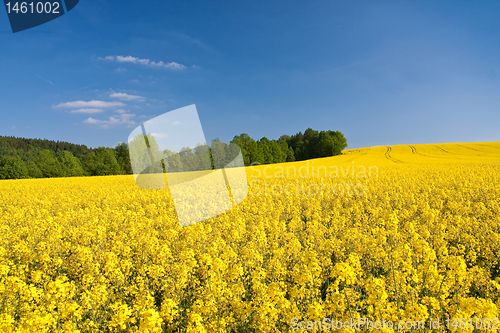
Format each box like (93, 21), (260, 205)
(0, 142), (499, 332)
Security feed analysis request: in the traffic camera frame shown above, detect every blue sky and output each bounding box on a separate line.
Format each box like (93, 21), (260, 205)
(1, 0), (500, 149)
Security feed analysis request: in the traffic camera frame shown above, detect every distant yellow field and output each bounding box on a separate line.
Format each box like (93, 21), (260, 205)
(0, 142), (499, 332)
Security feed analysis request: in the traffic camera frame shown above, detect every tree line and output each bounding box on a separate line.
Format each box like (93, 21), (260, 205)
(0, 136), (131, 180)
(128, 136), (244, 174)
(232, 128), (347, 166)
(0, 128), (347, 179)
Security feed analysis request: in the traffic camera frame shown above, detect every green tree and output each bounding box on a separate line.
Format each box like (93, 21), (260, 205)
(193, 143), (212, 170)
(0, 155), (29, 179)
(278, 138), (295, 162)
(27, 161), (43, 178)
(231, 133), (258, 166)
(82, 148), (122, 176)
(58, 151), (85, 177)
(128, 134), (151, 175)
(81, 152), (99, 176)
(329, 130), (348, 155)
(95, 147), (122, 176)
(128, 133), (163, 174)
(164, 150), (183, 172)
(284, 128), (346, 161)
(303, 128), (319, 159)
(179, 147), (198, 171)
(36, 150), (62, 178)
(256, 138), (271, 164)
(210, 139), (230, 169)
(115, 142), (132, 174)
(269, 140), (285, 163)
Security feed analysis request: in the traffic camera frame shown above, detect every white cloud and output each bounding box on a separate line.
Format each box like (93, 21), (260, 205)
(173, 121), (181, 125)
(114, 109), (127, 114)
(70, 108), (104, 114)
(101, 55), (186, 70)
(54, 100), (125, 109)
(110, 92), (144, 101)
(116, 55), (149, 64)
(83, 113), (136, 128)
(83, 118), (101, 124)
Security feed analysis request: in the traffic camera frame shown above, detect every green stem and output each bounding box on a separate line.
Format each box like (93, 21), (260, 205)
(389, 235), (401, 324)
(343, 286), (358, 333)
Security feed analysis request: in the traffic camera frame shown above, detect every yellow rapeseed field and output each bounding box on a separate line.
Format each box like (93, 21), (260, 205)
(1, 142), (499, 332)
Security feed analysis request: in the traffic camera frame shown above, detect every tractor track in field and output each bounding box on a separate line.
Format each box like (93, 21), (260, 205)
(343, 149), (368, 155)
(408, 145), (431, 157)
(385, 146), (403, 163)
(476, 143), (500, 151)
(409, 145), (424, 155)
(454, 144), (486, 156)
(456, 144), (483, 153)
(434, 145), (452, 154)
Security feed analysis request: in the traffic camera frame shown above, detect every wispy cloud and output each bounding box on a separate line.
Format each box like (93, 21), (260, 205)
(35, 74), (54, 85)
(173, 121), (181, 125)
(70, 108), (104, 114)
(168, 31), (214, 52)
(100, 55), (186, 70)
(83, 113), (136, 128)
(110, 92), (144, 101)
(54, 100), (125, 108)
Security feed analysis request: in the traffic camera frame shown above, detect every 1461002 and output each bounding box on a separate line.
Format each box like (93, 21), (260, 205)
(446, 318), (499, 330)
(5, 2), (60, 14)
